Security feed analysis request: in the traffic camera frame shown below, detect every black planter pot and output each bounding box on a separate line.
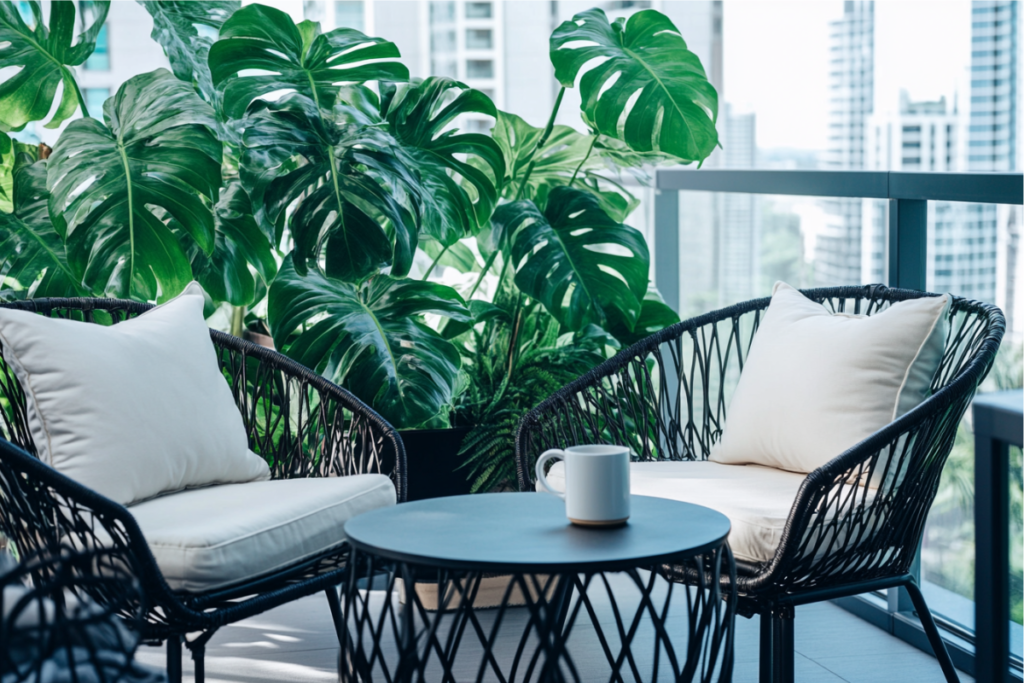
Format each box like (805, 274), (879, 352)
(399, 426), (473, 501)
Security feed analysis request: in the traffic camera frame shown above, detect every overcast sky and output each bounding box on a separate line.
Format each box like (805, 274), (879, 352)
(723, 0), (973, 151)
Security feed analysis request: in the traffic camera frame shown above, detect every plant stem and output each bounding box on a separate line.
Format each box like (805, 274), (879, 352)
(514, 87), (566, 201)
(569, 135), (598, 186)
(423, 243), (450, 280)
(504, 292), (523, 384)
(466, 250), (498, 300)
(230, 305), (246, 338)
(68, 70), (91, 119)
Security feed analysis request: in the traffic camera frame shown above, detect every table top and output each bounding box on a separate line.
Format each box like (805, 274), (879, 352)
(343, 492), (731, 572)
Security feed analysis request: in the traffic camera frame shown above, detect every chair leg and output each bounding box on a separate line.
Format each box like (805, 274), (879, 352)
(903, 580), (960, 683)
(186, 631), (215, 683)
(759, 606), (795, 683)
(166, 635), (182, 683)
(191, 642), (206, 683)
(326, 585), (346, 646)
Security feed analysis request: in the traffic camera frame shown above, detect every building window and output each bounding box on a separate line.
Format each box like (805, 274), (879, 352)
(466, 59), (494, 79)
(85, 23), (109, 71)
(432, 29), (456, 52)
(83, 88), (109, 115)
(303, 1), (325, 22)
(432, 58), (458, 78)
(465, 2), (492, 19)
(430, 1), (455, 23)
(335, 1), (364, 31)
(466, 28), (493, 49)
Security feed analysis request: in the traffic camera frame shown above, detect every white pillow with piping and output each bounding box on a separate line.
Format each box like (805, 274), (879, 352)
(0, 283), (270, 505)
(709, 282), (949, 480)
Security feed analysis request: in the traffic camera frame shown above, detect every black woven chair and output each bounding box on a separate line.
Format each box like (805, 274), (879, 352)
(1, 546), (163, 683)
(0, 298), (406, 683)
(515, 285), (1004, 683)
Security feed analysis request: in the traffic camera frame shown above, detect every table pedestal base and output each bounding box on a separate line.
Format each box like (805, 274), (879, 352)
(339, 546), (736, 683)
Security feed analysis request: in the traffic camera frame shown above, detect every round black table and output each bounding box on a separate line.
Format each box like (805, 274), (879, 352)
(340, 492), (736, 683)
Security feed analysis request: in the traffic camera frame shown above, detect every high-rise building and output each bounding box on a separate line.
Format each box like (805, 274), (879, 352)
(815, 0), (874, 287)
(719, 105), (759, 306)
(968, 0), (1019, 334)
(969, 0), (1018, 172)
(865, 92), (977, 297)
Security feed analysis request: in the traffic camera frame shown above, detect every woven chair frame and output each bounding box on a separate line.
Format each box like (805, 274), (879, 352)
(0, 297), (406, 644)
(515, 285), (1004, 614)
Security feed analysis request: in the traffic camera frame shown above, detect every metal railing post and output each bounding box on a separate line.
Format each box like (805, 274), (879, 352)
(973, 390), (1022, 683)
(654, 188), (681, 314)
(888, 198), (928, 290)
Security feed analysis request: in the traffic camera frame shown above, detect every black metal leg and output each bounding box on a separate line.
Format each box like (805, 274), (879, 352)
(166, 635), (182, 683)
(903, 580), (960, 683)
(185, 631), (215, 683)
(759, 607), (794, 683)
(551, 575), (574, 636)
(326, 585), (345, 646)
(191, 642), (206, 683)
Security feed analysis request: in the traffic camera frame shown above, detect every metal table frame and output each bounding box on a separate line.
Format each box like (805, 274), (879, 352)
(337, 493), (737, 683)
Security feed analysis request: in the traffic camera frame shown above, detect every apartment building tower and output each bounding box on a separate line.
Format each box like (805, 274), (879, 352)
(968, 0), (1019, 333)
(815, 0), (874, 287)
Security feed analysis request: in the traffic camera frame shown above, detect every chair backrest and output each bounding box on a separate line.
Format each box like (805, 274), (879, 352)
(517, 286), (1004, 587)
(0, 297), (395, 482)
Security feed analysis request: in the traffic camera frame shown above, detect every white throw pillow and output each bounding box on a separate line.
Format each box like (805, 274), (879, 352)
(709, 282), (949, 478)
(0, 283), (270, 505)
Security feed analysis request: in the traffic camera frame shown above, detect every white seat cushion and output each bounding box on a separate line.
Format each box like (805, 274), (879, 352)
(128, 475), (396, 592)
(540, 460), (808, 564)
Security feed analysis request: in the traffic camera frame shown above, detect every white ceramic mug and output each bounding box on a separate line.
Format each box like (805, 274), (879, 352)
(535, 445), (631, 526)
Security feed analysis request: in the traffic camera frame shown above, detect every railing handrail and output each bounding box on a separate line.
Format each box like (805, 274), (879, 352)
(656, 169), (1024, 206)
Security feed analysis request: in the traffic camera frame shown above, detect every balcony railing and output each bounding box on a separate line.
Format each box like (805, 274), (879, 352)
(652, 167), (1024, 681)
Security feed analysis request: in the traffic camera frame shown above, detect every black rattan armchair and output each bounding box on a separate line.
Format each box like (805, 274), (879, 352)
(515, 285), (1004, 683)
(0, 297), (406, 683)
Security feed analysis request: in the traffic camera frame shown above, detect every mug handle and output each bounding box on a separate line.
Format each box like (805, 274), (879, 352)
(535, 449), (566, 500)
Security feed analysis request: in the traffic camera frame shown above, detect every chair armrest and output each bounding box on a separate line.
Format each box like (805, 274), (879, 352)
(515, 299), (769, 491)
(210, 332), (407, 501)
(0, 440), (165, 611)
(744, 384), (976, 594)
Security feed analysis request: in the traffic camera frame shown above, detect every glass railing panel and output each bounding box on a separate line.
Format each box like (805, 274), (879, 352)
(921, 201), (1023, 662)
(670, 191), (834, 321)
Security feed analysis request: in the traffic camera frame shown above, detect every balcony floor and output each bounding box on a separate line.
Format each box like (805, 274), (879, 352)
(135, 573), (974, 683)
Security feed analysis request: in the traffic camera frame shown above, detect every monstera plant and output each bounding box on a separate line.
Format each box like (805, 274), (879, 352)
(0, 1), (718, 492)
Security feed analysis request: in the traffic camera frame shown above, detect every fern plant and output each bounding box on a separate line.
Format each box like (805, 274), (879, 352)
(452, 275), (612, 492)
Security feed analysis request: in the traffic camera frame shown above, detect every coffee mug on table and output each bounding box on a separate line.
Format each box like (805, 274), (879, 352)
(535, 445), (631, 526)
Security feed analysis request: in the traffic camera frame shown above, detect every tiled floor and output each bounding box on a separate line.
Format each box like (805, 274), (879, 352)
(135, 576), (973, 682)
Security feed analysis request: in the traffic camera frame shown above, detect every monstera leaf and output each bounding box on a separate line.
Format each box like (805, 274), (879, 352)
(189, 182), (277, 306)
(382, 78), (504, 245)
(209, 3), (408, 119)
(47, 69), (220, 302)
(0, 1), (109, 131)
(239, 94), (419, 282)
(0, 158), (84, 299)
(609, 285), (680, 346)
(268, 255), (471, 428)
(490, 111), (637, 222)
(492, 186), (648, 332)
(550, 8), (718, 164)
(0, 135), (38, 212)
(140, 1), (238, 104)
